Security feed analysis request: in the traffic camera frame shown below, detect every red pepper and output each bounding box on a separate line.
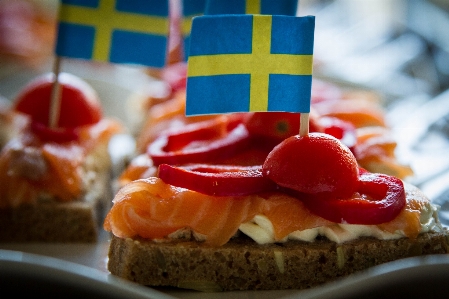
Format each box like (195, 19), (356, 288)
(317, 116), (357, 152)
(147, 115), (250, 165)
(158, 164), (278, 196)
(300, 171), (406, 225)
(29, 122), (79, 143)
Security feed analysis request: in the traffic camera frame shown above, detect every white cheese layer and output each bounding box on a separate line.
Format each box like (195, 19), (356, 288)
(239, 184), (444, 245)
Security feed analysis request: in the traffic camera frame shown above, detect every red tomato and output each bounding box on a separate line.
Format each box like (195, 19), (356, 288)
(244, 112), (299, 141)
(12, 72), (102, 142)
(262, 132), (359, 198)
(244, 112), (321, 142)
(13, 72), (102, 128)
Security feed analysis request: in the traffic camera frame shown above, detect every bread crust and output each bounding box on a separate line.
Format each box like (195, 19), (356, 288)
(107, 231), (449, 291)
(0, 201), (101, 242)
(0, 166), (112, 243)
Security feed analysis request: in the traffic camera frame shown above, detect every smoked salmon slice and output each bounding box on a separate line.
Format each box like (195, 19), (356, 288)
(104, 177), (265, 246)
(260, 193), (332, 241)
(0, 119), (122, 207)
(355, 126), (413, 179)
(104, 178), (426, 246)
(378, 183), (429, 239)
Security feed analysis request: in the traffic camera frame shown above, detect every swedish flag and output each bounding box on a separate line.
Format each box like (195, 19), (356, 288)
(55, 0), (170, 68)
(186, 15), (314, 115)
(180, 0), (206, 61)
(205, 0), (298, 16)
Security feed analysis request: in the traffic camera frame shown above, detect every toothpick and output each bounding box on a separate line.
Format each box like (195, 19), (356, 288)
(300, 113), (309, 137)
(49, 56), (62, 128)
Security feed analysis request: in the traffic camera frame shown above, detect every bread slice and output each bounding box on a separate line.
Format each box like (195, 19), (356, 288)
(0, 167), (111, 243)
(107, 231), (449, 291)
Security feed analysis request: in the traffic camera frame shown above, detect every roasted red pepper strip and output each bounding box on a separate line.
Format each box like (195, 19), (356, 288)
(317, 116), (357, 151)
(148, 116), (250, 165)
(300, 171), (406, 225)
(30, 122), (79, 142)
(158, 164), (278, 196)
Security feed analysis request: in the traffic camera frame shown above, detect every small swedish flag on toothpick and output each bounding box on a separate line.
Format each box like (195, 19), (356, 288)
(186, 14), (314, 136)
(50, 0), (171, 128)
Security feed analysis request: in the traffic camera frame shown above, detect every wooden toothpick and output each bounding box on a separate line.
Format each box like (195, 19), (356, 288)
(300, 113), (309, 137)
(49, 56), (62, 128)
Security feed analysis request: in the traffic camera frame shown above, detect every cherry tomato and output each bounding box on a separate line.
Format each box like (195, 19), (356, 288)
(263, 132), (359, 199)
(14, 72), (102, 127)
(244, 112), (321, 143)
(13, 72), (103, 142)
(300, 171), (406, 224)
(158, 164), (278, 196)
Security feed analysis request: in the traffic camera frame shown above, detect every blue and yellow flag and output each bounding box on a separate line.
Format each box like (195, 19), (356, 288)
(55, 0), (170, 68)
(205, 0), (298, 16)
(186, 15), (314, 115)
(180, 0), (206, 61)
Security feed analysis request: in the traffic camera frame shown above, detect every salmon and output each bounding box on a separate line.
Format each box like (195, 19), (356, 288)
(310, 87), (386, 129)
(259, 193), (333, 240)
(104, 177), (265, 246)
(355, 126), (413, 179)
(41, 142), (84, 200)
(314, 98), (386, 128)
(118, 154), (157, 186)
(0, 118), (122, 207)
(104, 178), (425, 246)
(378, 183), (428, 238)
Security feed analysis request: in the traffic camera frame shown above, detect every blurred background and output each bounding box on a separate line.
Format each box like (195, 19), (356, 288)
(0, 0), (448, 222)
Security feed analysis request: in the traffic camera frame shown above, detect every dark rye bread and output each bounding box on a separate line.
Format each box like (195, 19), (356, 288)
(107, 231), (449, 291)
(0, 162), (112, 243)
(0, 199), (104, 243)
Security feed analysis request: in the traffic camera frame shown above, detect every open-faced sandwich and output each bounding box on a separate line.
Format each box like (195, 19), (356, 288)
(0, 72), (123, 242)
(103, 8), (435, 289)
(104, 111), (448, 291)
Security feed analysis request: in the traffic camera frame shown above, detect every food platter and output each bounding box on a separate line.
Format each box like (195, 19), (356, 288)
(2, 10), (449, 297)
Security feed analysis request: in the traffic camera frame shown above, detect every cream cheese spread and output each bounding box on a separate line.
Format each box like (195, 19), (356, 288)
(240, 193), (444, 245)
